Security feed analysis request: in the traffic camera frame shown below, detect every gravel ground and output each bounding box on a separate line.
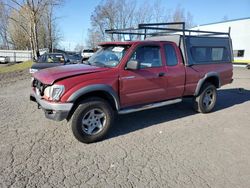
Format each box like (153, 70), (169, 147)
(0, 67), (250, 188)
(0, 69), (30, 87)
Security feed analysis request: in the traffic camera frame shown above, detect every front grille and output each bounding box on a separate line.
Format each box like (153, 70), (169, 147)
(32, 79), (46, 96)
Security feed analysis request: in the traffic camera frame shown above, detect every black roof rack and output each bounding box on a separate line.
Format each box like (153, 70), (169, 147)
(105, 22), (230, 39)
(105, 22), (231, 66)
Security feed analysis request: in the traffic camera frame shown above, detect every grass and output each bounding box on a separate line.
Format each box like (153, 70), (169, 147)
(0, 60), (33, 74)
(233, 60), (250, 64)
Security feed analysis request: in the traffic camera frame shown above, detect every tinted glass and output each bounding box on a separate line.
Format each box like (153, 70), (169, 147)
(191, 47), (229, 63)
(83, 50), (94, 53)
(164, 44), (178, 66)
(37, 55), (46, 63)
(47, 54), (65, 63)
(130, 46), (162, 68)
(191, 47), (207, 62)
(68, 54), (82, 61)
(212, 48), (224, 61)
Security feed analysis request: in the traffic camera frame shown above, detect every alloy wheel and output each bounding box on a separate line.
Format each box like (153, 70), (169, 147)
(81, 108), (106, 135)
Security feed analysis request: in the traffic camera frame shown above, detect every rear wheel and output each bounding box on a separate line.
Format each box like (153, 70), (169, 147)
(193, 83), (217, 113)
(71, 98), (114, 143)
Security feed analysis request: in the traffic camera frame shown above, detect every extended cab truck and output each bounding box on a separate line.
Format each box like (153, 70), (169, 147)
(30, 23), (233, 143)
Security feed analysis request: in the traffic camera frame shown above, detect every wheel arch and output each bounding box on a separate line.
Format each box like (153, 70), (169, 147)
(194, 72), (220, 96)
(66, 84), (120, 121)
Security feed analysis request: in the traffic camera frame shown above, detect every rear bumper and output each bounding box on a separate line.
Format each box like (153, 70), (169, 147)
(30, 91), (73, 121)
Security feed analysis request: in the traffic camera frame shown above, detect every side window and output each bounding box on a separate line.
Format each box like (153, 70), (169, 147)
(191, 47), (229, 63)
(211, 48), (224, 61)
(233, 50), (244, 57)
(164, 44), (178, 66)
(192, 47), (207, 62)
(130, 46), (162, 68)
(38, 55), (46, 63)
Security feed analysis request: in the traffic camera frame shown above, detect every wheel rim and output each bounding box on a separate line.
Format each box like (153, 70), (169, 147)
(203, 88), (214, 108)
(81, 108), (106, 135)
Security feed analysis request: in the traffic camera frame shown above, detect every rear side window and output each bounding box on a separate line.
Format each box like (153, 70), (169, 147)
(191, 47), (229, 63)
(212, 48), (224, 61)
(164, 44), (178, 66)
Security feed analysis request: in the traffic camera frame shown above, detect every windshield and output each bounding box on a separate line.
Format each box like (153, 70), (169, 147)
(87, 45), (129, 67)
(38, 54), (65, 63)
(68, 54), (82, 61)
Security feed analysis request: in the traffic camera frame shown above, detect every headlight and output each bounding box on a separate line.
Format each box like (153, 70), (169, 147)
(43, 86), (51, 98)
(44, 85), (65, 101)
(30, 68), (38, 74)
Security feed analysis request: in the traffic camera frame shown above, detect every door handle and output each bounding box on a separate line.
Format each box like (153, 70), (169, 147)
(121, 76), (136, 80)
(158, 72), (165, 77)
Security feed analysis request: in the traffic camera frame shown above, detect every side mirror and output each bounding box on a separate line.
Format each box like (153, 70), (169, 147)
(126, 60), (139, 70)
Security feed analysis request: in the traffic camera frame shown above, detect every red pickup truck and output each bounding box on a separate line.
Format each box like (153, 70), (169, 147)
(30, 23), (233, 143)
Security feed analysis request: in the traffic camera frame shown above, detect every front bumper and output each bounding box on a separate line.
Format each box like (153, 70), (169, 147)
(30, 91), (73, 121)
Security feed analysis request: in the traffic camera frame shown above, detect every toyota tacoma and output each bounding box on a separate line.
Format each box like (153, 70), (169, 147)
(30, 23), (233, 143)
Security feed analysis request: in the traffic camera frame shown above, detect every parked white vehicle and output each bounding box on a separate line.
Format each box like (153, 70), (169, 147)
(0, 56), (9, 63)
(81, 49), (94, 60)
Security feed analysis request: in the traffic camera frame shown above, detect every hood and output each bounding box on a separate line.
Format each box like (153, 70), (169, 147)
(31, 62), (63, 70)
(33, 64), (109, 85)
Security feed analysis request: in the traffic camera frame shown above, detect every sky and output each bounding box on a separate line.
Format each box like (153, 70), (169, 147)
(56, 0), (250, 51)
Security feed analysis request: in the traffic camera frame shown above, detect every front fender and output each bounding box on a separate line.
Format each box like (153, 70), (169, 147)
(66, 84), (120, 110)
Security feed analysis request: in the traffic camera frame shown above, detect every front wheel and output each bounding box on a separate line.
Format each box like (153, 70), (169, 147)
(71, 98), (114, 143)
(193, 83), (217, 113)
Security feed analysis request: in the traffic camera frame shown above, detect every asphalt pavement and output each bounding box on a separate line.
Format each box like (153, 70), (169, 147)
(0, 67), (250, 187)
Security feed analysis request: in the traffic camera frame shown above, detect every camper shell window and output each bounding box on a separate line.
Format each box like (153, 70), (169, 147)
(191, 47), (229, 63)
(186, 36), (232, 65)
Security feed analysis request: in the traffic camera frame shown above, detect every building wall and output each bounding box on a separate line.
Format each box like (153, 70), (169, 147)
(192, 18), (250, 63)
(0, 50), (33, 63)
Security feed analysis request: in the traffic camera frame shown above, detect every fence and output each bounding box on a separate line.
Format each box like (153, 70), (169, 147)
(0, 50), (33, 63)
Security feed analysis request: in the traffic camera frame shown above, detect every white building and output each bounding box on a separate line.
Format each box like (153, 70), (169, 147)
(192, 17), (250, 64)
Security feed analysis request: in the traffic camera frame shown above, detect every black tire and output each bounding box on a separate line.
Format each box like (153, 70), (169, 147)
(193, 83), (217, 113)
(71, 97), (114, 143)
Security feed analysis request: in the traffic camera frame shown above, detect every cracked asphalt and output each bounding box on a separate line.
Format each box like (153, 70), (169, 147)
(0, 67), (250, 187)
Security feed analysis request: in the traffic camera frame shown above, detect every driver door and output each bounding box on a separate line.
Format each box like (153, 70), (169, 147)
(119, 45), (168, 108)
